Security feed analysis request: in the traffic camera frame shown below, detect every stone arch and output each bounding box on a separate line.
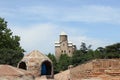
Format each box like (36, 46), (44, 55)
(41, 60), (52, 75)
(18, 61), (27, 70)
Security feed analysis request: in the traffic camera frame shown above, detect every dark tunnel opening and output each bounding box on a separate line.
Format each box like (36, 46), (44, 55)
(18, 62), (27, 70)
(41, 61), (52, 75)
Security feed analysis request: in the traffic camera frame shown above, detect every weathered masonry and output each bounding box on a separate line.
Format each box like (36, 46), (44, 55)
(18, 50), (54, 78)
(55, 32), (76, 59)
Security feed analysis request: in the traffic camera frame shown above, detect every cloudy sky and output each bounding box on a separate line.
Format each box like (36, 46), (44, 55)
(0, 0), (120, 54)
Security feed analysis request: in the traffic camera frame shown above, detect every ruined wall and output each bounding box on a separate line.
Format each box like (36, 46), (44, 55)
(92, 59), (120, 73)
(70, 59), (120, 80)
(70, 61), (93, 79)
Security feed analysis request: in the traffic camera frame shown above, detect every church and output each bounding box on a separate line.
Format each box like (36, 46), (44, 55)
(55, 32), (76, 59)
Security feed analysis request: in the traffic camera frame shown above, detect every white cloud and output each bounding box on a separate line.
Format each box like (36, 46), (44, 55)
(70, 35), (112, 50)
(9, 23), (59, 54)
(1, 5), (120, 24)
(15, 5), (120, 24)
(9, 23), (113, 54)
(62, 5), (120, 24)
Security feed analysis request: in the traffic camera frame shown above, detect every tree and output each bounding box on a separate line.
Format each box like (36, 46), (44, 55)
(47, 53), (58, 74)
(0, 18), (24, 66)
(80, 42), (92, 54)
(72, 50), (83, 66)
(96, 47), (106, 59)
(72, 49), (95, 66)
(105, 43), (120, 54)
(47, 53), (72, 73)
(58, 54), (72, 71)
(102, 43), (120, 59)
(80, 42), (87, 53)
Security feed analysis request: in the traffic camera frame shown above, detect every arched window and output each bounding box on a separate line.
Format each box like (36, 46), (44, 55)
(61, 50), (63, 53)
(69, 50), (71, 53)
(64, 50), (66, 53)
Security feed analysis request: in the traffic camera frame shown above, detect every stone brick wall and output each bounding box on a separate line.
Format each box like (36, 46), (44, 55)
(55, 32), (76, 60)
(70, 59), (120, 80)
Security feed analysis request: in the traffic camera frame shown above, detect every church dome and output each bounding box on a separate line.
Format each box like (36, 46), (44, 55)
(60, 31), (67, 35)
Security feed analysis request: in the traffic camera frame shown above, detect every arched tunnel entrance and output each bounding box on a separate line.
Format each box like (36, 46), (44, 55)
(18, 62), (27, 70)
(41, 61), (52, 75)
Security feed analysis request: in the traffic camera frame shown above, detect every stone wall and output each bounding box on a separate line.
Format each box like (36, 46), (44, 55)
(55, 32), (76, 60)
(70, 59), (120, 80)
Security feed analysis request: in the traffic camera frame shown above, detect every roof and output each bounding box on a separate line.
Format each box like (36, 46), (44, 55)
(0, 65), (31, 76)
(60, 31), (67, 35)
(55, 41), (59, 44)
(68, 41), (72, 43)
(55, 44), (60, 47)
(22, 50), (52, 63)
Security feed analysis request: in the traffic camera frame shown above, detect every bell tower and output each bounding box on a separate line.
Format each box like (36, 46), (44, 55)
(59, 32), (68, 42)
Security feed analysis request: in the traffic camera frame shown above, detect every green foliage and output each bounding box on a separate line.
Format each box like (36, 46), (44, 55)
(80, 42), (92, 54)
(48, 42), (120, 74)
(72, 49), (94, 66)
(80, 42), (88, 53)
(72, 50), (82, 66)
(72, 43), (120, 66)
(57, 54), (72, 71)
(47, 53), (72, 74)
(0, 18), (24, 66)
(47, 53), (58, 74)
(105, 43), (120, 54)
(0, 49), (24, 66)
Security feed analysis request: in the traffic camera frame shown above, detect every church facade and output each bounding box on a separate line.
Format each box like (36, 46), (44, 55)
(55, 32), (76, 59)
